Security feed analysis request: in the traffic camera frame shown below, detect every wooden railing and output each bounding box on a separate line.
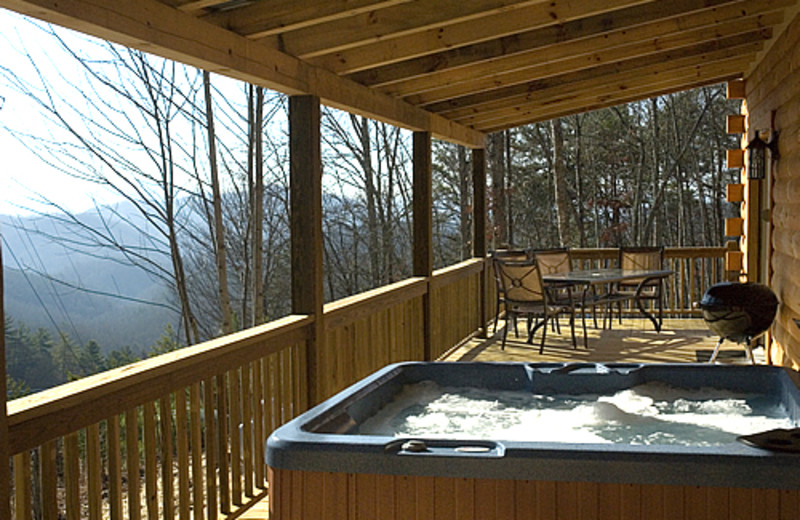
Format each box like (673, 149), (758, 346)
(571, 246), (727, 316)
(7, 259), (488, 519)
(6, 248), (724, 518)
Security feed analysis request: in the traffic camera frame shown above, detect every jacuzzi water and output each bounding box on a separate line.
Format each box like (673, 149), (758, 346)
(358, 380), (796, 446)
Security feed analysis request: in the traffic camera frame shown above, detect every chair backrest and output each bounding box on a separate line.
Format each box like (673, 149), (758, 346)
(491, 249), (532, 295)
(491, 249), (530, 261)
(619, 246), (663, 271)
(494, 258), (546, 304)
(532, 247), (571, 275)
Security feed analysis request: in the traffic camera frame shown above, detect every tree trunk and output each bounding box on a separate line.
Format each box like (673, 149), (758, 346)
(203, 70), (234, 335)
(488, 132), (507, 246)
(252, 86), (265, 325)
(551, 118), (571, 246)
(459, 145), (471, 259)
(572, 115), (587, 247)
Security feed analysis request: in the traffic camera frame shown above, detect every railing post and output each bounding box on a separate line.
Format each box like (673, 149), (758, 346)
(290, 95), (324, 406)
(413, 131), (433, 360)
(0, 242), (9, 520)
(472, 147), (488, 338)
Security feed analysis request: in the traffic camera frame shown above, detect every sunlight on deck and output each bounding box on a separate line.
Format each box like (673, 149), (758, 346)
(445, 318), (763, 365)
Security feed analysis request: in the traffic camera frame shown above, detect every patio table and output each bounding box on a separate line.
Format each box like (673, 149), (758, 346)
(542, 268), (674, 348)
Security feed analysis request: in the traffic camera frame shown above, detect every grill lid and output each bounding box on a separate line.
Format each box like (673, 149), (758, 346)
(699, 282), (778, 344)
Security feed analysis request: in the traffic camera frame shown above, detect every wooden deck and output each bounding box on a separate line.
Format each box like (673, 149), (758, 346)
(241, 317), (760, 520)
(444, 317), (762, 365)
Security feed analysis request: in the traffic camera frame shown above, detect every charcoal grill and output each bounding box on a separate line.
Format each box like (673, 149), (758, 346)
(699, 282), (778, 364)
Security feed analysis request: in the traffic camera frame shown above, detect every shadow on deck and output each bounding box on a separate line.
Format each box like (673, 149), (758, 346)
(445, 318), (761, 365)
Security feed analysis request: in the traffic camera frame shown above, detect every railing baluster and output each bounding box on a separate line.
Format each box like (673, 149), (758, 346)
(203, 377), (218, 519)
(159, 396), (175, 520)
(190, 383), (204, 520)
(143, 402), (158, 520)
(230, 368), (243, 506)
(64, 432), (80, 520)
(242, 364), (254, 498)
(253, 359), (265, 489)
(176, 389), (190, 520)
(125, 408), (142, 520)
(41, 439), (58, 520)
(87, 423), (103, 520)
(13, 451), (32, 520)
(688, 258), (694, 311)
(216, 372), (231, 514)
(107, 416), (124, 520)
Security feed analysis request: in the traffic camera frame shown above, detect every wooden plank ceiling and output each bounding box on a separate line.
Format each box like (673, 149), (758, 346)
(2, 0), (798, 144)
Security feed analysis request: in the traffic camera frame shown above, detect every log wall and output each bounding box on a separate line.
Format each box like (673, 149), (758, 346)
(745, 8), (800, 367)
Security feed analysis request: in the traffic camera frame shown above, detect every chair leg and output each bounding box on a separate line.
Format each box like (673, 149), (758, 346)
(539, 314), (549, 354)
(501, 313), (509, 350)
(708, 337), (725, 363)
(569, 310), (577, 349)
(493, 298), (500, 334)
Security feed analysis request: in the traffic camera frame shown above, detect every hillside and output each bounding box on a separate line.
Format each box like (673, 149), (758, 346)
(2, 205), (180, 353)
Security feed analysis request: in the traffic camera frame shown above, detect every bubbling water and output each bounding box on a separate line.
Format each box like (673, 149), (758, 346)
(357, 381), (796, 446)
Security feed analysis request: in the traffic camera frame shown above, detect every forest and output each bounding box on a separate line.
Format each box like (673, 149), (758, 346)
(1, 15), (741, 396)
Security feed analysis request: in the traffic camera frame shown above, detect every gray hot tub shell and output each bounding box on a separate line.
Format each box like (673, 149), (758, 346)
(267, 362), (800, 489)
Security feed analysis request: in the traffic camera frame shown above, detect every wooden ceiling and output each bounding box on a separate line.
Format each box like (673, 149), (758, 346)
(3, 0), (799, 146)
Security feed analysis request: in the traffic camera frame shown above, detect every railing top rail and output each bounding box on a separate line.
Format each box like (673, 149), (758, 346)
(570, 246), (726, 259)
(8, 314), (312, 454)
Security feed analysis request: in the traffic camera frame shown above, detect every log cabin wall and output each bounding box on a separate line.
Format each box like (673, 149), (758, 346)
(744, 8), (800, 367)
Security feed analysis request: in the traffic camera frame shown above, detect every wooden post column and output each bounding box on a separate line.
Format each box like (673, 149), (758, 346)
(413, 132), (433, 360)
(0, 242), (9, 520)
(289, 95), (324, 406)
(472, 147), (488, 338)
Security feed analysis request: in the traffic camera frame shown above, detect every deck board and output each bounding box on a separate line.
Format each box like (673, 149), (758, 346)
(242, 318), (757, 519)
(445, 318), (760, 365)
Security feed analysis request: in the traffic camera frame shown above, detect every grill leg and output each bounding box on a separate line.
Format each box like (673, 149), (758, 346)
(746, 338), (756, 365)
(708, 337), (725, 363)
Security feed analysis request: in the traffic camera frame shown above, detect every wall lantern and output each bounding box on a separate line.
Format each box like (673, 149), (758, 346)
(746, 130), (779, 180)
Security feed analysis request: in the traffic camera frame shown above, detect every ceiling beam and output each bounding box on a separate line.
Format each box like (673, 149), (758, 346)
(350, 0), (756, 84)
(270, 0), (556, 58)
(426, 22), (771, 117)
(199, 0), (413, 39)
(460, 55), (753, 130)
(380, 0), (781, 104)
(398, 8), (781, 107)
(447, 42), (763, 125)
(0, 0), (486, 147)
(301, 0), (656, 64)
(479, 69), (746, 132)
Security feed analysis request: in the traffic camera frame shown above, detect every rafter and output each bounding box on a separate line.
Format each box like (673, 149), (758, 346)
(354, 0), (786, 89)
(199, 0), (412, 39)
(478, 68), (747, 132)
(399, 12), (779, 108)
(348, 0), (755, 83)
(428, 30), (770, 118)
(458, 55), (754, 130)
(290, 0), (656, 60)
(418, 19), (771, 112)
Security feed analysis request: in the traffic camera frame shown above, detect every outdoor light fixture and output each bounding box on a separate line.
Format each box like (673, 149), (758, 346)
(746, 130), (779, 180)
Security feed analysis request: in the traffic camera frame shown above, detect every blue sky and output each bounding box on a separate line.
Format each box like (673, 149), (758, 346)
(0, 9), (124, 217)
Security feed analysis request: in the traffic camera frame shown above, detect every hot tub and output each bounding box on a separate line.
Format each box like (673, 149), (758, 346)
(267, 362), (800, 519)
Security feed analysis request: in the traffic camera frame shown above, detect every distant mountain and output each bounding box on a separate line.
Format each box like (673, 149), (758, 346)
(2, 203), (180, 353)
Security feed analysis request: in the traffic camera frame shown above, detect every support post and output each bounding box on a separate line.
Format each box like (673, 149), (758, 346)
(0, 242), (9, 520)
(472, 147), (488, 338)
(413, 132), (433, 360)
(289, 95), (324, 406)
